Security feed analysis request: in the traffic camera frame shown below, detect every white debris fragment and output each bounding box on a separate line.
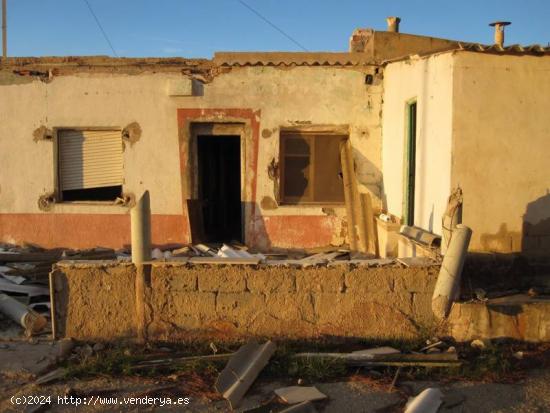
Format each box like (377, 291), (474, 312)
(351, 346), (400, 358)
(151, 248), (163, 260)
(274, 386), (327, 404)
(405, 388), (443, 413)
(470, 339), (486, 350)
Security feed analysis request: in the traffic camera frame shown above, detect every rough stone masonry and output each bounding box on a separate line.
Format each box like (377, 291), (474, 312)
(51, 262), (439, 341)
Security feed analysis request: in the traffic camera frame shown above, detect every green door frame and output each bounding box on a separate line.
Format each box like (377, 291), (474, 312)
(404, 100), (417, 226)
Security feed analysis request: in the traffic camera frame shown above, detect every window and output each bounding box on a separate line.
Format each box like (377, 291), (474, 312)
(57, 129), (123, 202)
(280, 132), (345, 204)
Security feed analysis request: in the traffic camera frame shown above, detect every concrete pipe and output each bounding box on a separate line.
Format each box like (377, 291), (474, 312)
(131, 191), (152, 264)
(432, 225), (472, 319)
(0, 293), (47, 334)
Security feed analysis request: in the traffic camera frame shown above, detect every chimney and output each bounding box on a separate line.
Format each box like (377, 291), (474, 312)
(386, 16), (401, 33)
(489, 21), (511, 47)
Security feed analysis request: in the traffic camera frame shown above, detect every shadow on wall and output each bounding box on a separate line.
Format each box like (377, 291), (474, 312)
(480, 191), (550, 256)
(353, 148), (383, 204)
(462, 191), (550, 296)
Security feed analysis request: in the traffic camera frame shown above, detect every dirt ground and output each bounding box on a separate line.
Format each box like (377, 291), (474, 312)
(1, 319), (549, 413)
(1, 369), (550, 412)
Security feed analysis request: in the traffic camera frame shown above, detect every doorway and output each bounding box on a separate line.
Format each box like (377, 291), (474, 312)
(197, 135), (242, 243)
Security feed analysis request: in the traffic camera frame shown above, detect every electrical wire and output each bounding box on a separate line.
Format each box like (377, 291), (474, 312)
(236, 0), (309, 51)
(82, 0), (118, 57)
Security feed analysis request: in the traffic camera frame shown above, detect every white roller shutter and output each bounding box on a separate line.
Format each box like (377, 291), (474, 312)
(58, 129), (123, 191)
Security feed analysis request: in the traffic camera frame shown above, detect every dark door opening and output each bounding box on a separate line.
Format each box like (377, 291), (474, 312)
(197, 135), (242, 243)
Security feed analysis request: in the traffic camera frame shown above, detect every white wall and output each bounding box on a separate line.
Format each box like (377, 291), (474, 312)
(381, 53), (454, 235)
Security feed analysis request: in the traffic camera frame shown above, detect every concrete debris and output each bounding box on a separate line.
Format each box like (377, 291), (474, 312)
(404, 388), (443, 413)
(215, 340), (277, 408)
(280, 401), (318, 413)
(293, 352), (460, 368)
(513, 351), (524, 360)
(399, 226), (441, 248)
(352, 346), (400, 357)
(0, 278), (50, 296)
(470, 339), (487, 350)
(0, 293), (48, 335)
(35, 367), (66, 385)
(274, 386), (327, 404)
(419, 341), (444, 352)
(397, 257), (438, 267)
(151, 248), (164, 260)
(189, 256), (261, 265)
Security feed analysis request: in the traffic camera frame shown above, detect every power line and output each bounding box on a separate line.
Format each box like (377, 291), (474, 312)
(82, 0), (118, 57)
(236, 0), (308, 52)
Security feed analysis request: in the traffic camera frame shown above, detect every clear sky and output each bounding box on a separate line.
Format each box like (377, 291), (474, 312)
(4, 0), (550, 57)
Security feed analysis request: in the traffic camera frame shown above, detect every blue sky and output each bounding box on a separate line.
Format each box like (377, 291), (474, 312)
(5, 0), (550, 57)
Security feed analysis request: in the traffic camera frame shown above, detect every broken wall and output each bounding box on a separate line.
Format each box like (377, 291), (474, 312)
(51, 262), (439, 341)
(381, 53), (454, 234)
(451, 52), (550, 254)
(0, 64), (382, 250)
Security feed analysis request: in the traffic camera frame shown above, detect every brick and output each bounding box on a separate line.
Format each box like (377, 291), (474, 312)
(345, 268), (394, 293)
(198, 268), (246, 292)
(152, 267), (197, 292)
(216, 293), (265, 325)
(264, 292), (315, 323)
(393, 267), (438, 293)
(296, 268), (345, 293)
(163, 292), (216, 322)
(247, 268), (296, 293)
(313, 292), (418, 339)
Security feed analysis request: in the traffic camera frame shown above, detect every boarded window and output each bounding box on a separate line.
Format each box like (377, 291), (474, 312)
(57, 129), (123, 201)
(280, 133), (345, 204)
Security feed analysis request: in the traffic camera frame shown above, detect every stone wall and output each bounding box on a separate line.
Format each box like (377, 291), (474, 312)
(51, 262), (439, 341)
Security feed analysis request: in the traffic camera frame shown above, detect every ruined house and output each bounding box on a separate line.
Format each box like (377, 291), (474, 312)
(0, 18), (549, 257)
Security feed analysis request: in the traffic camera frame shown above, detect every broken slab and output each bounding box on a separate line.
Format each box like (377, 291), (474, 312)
(404, 388), (443, 413)
(274, 386), (327, 404)
(215, 341), (277, 408)
(351, 346), (400, 357)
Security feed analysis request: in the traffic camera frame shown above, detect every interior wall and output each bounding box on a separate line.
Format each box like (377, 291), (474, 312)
(381, 53), (454, 235)
(451, 52), (550, 254)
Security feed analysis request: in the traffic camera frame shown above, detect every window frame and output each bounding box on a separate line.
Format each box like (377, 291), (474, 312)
(54, 127), (124, 204)
(279, 131), (346, 206)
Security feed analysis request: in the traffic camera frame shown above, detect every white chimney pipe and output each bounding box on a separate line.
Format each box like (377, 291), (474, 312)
(489, 21), (511, 47)
(386, 16), (401, 33)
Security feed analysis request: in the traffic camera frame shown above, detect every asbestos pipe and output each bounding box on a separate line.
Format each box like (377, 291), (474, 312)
(0, 293), (47, 334)
(441, 202), (462, 255)
(131, 191), (152, 343)
(131, 191), (152, 265)
(432, 225), (472, 319)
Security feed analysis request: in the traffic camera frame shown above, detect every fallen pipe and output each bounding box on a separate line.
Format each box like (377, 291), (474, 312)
(432, 224), (472, 318)
(404, 388), (443, 413)
(0, 293), (47, 335)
